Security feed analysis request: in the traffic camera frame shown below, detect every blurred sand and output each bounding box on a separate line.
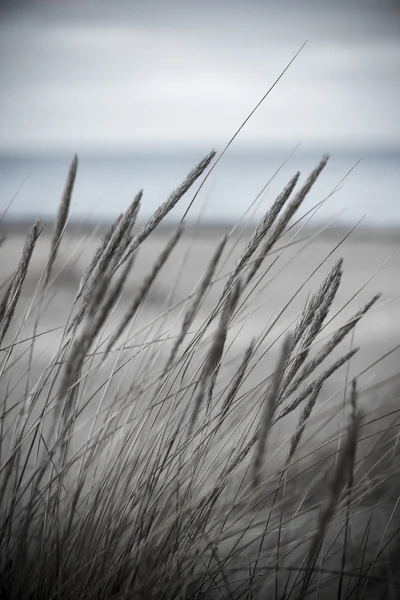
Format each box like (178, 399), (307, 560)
(1, 224), (399, 379)
(1, 222), (400, 499)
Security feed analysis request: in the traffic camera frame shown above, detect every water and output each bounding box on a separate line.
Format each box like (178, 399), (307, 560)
(0, 149), (399, 228)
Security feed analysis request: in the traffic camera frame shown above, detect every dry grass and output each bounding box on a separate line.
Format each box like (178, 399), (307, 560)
(0, 150), (400, 600)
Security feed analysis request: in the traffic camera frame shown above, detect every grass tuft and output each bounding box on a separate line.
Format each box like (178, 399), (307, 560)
(0, 150), (399, 600)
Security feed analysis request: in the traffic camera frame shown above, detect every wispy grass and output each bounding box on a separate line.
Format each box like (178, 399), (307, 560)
(0, 151), (399, 599)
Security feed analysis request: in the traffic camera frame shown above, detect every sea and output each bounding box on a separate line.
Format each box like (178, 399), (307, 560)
(0, 148), (399, 229)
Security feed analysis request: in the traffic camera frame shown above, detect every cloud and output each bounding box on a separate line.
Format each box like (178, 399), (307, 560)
(0, 0), (399, 153)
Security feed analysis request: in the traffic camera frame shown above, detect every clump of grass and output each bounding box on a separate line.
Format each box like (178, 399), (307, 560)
(0, 149), (399, 600)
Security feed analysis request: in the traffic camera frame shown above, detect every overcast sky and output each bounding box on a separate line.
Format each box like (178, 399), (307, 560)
(0, 0), (399, 154)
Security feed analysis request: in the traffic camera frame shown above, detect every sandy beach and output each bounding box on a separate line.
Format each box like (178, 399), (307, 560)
(2, 222), (399, 398)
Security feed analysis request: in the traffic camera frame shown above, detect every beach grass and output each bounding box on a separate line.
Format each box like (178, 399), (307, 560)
(0, 149), (400, 600)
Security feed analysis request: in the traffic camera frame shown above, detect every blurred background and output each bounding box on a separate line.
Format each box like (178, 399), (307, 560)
(0, 0), (399, 227)
(1, 0), (399, 440)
